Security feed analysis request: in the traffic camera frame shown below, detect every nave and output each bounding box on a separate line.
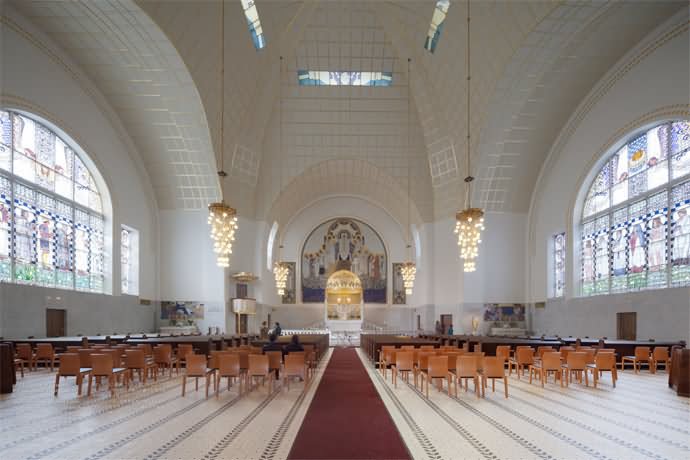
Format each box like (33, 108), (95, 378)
(2, 345), (689, 460)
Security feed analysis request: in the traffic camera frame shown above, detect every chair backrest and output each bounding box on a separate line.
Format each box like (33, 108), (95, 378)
(177, 344), (194, 360)
(66, 346), (81, 353)
(427, 355), (448, 378)
(284, 354), (306, 376)
(157, 344), (173, 354)
(582, 349), (596, 364)
(516, 347), (534, 364)
(218, 353), (240, 376)
(36, 343), (54, 358)
(58, 353), (80, 375)
(303, 344), (315, 355)
(395, 351), (413, 370)
(566, 352), (587, 370)
(237, 351), (250, 369)
(384, 349), (397, 362)
(104, 349), (123, 367)
(595, 352), (616, 370)
(542, 352), (561, 370)
(185, 354), (207, 376)
(249, 346), (263, 354)
(125, 349), (146, 368)
(653, 347), (669, 360)
(90, 353), (113, 376)
(78, 349), (93, 367)
(559, 346), (575, 360)
(456, 355), (478, 377)
(400, 345), (415, 351)
(495, 346), (511, 361)
(537, 346), (555, 358)
(634, 346), (651, 360)
(136, 343), (153, 356)
(419, 345), (435, 351)
(16, 343), (32, 359)
(482, 357), (505, 378)
(266, 351), (282, 370)
(248, 354), (269, 376)
(153, 346), (171, 363)
(208, 350), (231, 369)
(417, 352), (435, 370)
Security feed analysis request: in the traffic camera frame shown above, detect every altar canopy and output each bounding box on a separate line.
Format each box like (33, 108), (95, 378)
(325, 269), (362, 320)
(302, 218), (387, 303)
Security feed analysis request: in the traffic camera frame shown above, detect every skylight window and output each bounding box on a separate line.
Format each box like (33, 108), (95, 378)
(297, 71), (393, 87)
(424, 0), (450, 53)
(241, 0), (265, 50)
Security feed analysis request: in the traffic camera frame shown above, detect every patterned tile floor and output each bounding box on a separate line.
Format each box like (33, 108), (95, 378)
(359, 349), (690, 460)
(0, 349), (332, 460)
(2, 349), (688, 460)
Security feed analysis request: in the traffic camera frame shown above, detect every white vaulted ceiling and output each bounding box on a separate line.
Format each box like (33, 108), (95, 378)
(6, 0), (687, 221)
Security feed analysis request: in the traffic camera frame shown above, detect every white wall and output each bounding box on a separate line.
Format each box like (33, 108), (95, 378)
(527, 11), (690, 340)
(0, 9), (159, 338)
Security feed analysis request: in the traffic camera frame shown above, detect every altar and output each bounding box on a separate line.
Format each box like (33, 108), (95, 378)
(324, 268), (363, 346)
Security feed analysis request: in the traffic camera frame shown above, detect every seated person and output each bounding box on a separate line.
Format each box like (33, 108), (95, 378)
(262, 333), (283, 353)
(284, 334), (304, 354)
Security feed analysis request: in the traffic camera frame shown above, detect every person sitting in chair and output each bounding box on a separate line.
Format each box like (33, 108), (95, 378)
(284, 334), (304, 354)
(274, 322), (282, 336)
(262, 333), (283, 353)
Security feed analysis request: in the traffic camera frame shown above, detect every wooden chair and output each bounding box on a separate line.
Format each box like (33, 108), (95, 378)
(283, 354), (309, 391)
(400, 345), (416, 351)
(66, 346), (81, 353)
(15, 343), (35, 371)
(181, 354), (215, 397)
(378, 347), (396, 377)
(621, 346), (651, 373)
(508, 347), (534, 379)
(381, 349), (397, 380)
(136, 343), (153, 358)
(559, 346), (575, 362)
(420, 355), (452, 398)
(391, 351), (414, 388)
(587, 352), (617, 388)
(562, 352), (588, 387)
(246, 354), (272, 393)
(536, 346), (555, 360)
(34, 343), (56, 371)
(54, 353), (90, 396)
(453, 355), (480, 398)
(266, 351), (283, 380)
(303, 344), (316, 371)
(236, 350), (250, 374)
(208, 350), (232, 370)
(87, 353), (128, 397)
(651, 347), (670, 373)
(529, 352), (562, 387)
(216, 353), (242, 396)
(153, 346), (178, 376)
(481, 357), (508, 398)
(414, 352), (435, 388)
(125, 349), (157, 384)
(495, 346), (511, 365)
(419, 345), (436, 351)
(176, 344), (194, 370)
(78, 349), (94, 369)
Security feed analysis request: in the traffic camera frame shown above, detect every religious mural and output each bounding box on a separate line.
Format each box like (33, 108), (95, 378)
(160, 301), (205, 323)
(301, 218), (386, 303)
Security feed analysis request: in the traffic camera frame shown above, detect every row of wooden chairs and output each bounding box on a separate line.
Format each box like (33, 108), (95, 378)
(620, 346), (670, 373)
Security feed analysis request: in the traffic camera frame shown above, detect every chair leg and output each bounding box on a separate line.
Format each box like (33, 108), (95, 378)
(54, 373), (60, 396)
(87, 374), (93, 396)
(504, 377), (508, 398)
(182, 376), (187, 396)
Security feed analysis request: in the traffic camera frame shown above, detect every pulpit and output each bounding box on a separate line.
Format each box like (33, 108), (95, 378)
(669, 348), (690, 397)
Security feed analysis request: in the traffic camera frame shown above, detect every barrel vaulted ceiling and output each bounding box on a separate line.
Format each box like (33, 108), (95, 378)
(6, 0), (687, 221)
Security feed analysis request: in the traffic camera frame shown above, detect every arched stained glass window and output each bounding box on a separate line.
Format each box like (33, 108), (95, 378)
(0, 110), (106, 292)
(580, 120), (690, 296)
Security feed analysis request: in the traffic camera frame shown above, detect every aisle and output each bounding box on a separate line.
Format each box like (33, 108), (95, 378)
(287, 347), (410, 460)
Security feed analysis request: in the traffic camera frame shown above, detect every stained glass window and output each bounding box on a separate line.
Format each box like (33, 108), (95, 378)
(553, 233), (565, 298)
(240, 0), (265, 50)
(424, 0), (450, 53)
(0, 110), (108, 293)
(580, 120), (690, 296)
(297, 71), (393, 87)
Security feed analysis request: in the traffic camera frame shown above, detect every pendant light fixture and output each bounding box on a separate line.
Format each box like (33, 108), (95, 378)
(273, 56), (290, 296)
(208, 0), (238, 268)
(400, 58), (416, 296)
(454, 0), (484, 272)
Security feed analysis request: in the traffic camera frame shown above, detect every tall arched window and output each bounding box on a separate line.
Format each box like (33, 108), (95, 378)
(0, 110), (107, 293)
(580, 120), (690, 296)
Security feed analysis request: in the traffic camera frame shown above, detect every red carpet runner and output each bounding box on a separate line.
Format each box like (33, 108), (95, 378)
(288, 347), (410, 460)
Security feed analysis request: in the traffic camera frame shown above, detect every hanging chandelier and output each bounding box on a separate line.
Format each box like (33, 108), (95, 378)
(208, 0), (238, 268)
(400, 260), (417, 296)
(402, 58), (417, 296)
(455, 1), (485, 273)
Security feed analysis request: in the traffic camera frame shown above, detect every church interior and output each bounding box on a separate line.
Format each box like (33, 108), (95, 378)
(0, 1), (689, 459)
